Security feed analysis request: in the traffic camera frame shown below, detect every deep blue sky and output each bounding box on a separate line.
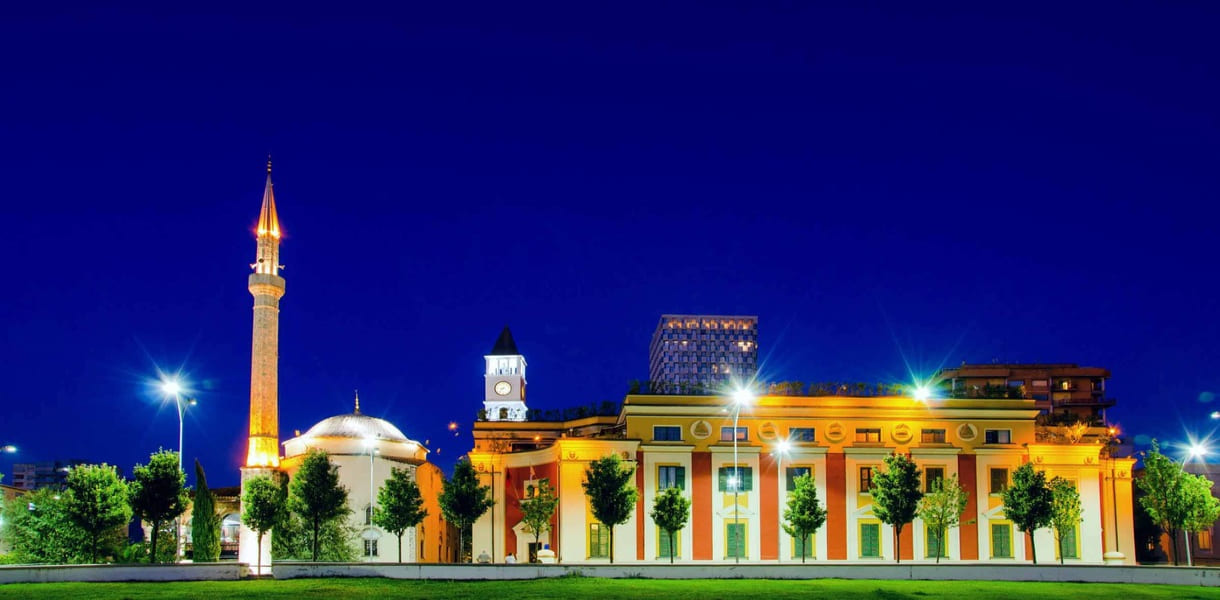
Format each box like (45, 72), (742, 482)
(2, 3), (1217, 487)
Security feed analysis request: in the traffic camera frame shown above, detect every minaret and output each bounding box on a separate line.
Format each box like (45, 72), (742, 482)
(246, 157), (285, 468)
(240, 158), (285, 575)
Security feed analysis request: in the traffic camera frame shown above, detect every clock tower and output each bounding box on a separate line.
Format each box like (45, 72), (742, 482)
(484, 326), (528, 421)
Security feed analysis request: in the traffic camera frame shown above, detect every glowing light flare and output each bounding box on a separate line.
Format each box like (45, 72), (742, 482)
(1, 445), (16, 453)
(732, 388), (755, 407)
(448, 422), (458, 431)
(913, 386), (932, 402)
(160, 378), (183, 397)
(1189, 443), (1209, 460)
(775, 439), (791, 456)
(1211, 411), (1220, 420)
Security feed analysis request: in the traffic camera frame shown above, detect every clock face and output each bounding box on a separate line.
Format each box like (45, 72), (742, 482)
(494, 381), (512, 396)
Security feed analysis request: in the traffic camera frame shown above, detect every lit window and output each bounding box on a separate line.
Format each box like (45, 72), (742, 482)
(925, 467), (945, 493)
(658, 465), (685, 490)
(790, 428), (816, 442)
(654, 426), (682, 442)
(859, 466), (875, 492)
(921, 429), (946, 444)
(990, 468), (1008, 494)
(718, 466), (753, 492)
(984, 430), (1011, 444)
(1200, 529), (1213, 551)
(720, 427), (748, 442)
(855, 428), (881, 443)
(785, 466), (812, 491)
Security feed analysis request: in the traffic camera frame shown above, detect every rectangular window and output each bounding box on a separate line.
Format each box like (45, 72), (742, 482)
(921, 429), (946, 444)
(990, 468), (1009, 494)
(855, 428), (882, 443)
(1200, 529), (1213, 551)
(786, 466), (812, 491)
(925, 467), (945, 493)
(859, 466), (875, 493)
(1032, 379), (1048, 388)
(658, 529), (677, 559)
(926, 525), (947, 558)
(991, 523), (1012, 558)
(789, 427), (816, 442)
(985, 430), (1012, 444)
(654, 426), (683, 442)
(726, 523), (746, 559)
(718, 466), (753, 492)
(720, 427), (748, 442)
(363, 539), (378, 557)
(1059, 526), (1078, 559)
(588, 523), (610, 558)
(861, 523), (881, 558)
(658, 466), (685, 491)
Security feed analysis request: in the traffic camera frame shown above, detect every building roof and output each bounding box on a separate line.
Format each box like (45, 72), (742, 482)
(300, 413), (411, 443)
(489, 326), (520, 356)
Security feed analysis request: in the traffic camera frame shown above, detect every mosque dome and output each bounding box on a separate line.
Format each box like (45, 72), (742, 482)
(301, 413), (411, 442)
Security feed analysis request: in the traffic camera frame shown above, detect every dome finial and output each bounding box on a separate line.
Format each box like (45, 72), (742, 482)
(354, 389), (360, 415)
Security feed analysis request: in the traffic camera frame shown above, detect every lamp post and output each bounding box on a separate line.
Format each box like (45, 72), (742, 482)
(773, 438), (790, 562)
(729, 388), (753, 564)
(363, 436), (380, 562)
(1181, 442), (1208, 566)
(160, 377), (195, 560)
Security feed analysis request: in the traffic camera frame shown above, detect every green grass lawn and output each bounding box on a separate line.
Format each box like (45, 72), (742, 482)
(2, 578), (1219, 600)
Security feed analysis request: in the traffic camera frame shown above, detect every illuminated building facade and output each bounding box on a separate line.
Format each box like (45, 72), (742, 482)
(936, 364), (1114, 422)
(10, 459), (88, 490)
(471, 344), (1136, 565)
(648, 315), (758, 394)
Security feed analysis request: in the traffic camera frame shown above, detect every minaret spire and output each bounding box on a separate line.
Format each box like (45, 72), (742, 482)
(245, 159), (287, 468)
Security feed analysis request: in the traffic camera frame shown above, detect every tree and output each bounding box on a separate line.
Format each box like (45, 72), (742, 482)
(438, 460), (493, 563)
(649, 486), (691, 563)
(129, 450), (189, 563)
(582, 454), (638, 563)
(63, 463), (133, 564)
(242, 475), (285, 575)
(1001, 463), (1053, 564)
(1137, 440), (1188, 564)
(1181, 472), (1220, 566)
(273, 512), (359, 562)
(871, 453), (922, 563)
(373, 467), (429, 563)
(1, 488), (94, 563)
(1048, 477), (1082, 565)
(781, 473), (827, 563)
(519, 480), (560, 562)
(288, 450), (350, 562)
(191, 460), (221, 562)
(916, 474), (968, 563)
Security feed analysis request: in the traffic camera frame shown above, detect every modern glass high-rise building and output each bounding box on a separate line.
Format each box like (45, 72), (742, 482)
(648, 314), (758, 393)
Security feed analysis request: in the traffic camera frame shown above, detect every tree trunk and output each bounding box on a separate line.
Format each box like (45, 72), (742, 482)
(256, 532), (263, 576)
(1028, 530), (1038, 564)
(459, 528), (464, 563)
(609, 525), (615, 563)
(150, 519), (160, 564)
(91, 532), (99, 564)
(801, 534), (807, 564)
(399, 532), (404, 564)
(895, 524), (902, 564)
(1057, 533), (1064, 565)
(669, 530), (675, 564)
(1169, 528), (1180, 566)
(312, 520), (320, 562)
(935, 529), (942, 564)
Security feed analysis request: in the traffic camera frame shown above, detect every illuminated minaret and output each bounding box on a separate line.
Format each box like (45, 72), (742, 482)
(240, 158), (284, 574)
(245, 158), (285, 468)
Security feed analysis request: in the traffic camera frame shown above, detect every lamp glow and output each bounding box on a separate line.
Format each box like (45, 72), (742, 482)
(732, 388), (755, 406)
(160, 378), (183, 397)
(1212, 411), (1220, 420)
(913, 385), (931, 402)
(775, 439), (791, 456)
(1189, 443), (1208, 460)
(1, 445), (15, 453)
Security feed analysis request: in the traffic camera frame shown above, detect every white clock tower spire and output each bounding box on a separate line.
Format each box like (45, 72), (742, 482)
(484, 326), (528, 421)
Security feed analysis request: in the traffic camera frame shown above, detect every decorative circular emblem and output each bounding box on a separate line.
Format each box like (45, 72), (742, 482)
(758, 422), (778, 442)
(825, 422), (846, 443)
(690, 420), (712, 440)
(957, 424), (977, 441)
(891, 424), (913, 444)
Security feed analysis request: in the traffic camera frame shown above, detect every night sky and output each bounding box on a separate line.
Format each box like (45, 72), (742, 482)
(2, 4), (1217, 488)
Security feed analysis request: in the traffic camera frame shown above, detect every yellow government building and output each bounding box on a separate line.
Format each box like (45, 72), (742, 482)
(469, 330), (1136, 565)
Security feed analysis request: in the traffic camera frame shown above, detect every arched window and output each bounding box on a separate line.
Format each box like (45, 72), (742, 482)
(499, 407), (509, 420)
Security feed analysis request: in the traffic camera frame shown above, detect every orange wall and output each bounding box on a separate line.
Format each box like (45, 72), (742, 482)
(957, 454), (978, 560)
(900, 524), (913, 561)
(416, 462), (457, 563)
(826, 453), (846, 560)
(692, 452), (712, 560)
(760, 454), (778, 560)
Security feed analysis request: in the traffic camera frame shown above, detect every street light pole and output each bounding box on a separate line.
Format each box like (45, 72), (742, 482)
(1180, 443), (1208, 566)
(729, 388), (753, 564)
(160, 377), (195, 561)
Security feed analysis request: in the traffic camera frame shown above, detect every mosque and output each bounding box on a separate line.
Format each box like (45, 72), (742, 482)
(237, 162), (455, 571)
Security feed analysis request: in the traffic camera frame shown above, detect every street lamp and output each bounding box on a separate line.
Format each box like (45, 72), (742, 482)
(363, 436), (380, 562)
(773, 438), (791, 562)
(1, 445), (16, 454)
(1180, 440), (1210, 566)
(729, 387), (754, 563)
(159, 376), (196, 560)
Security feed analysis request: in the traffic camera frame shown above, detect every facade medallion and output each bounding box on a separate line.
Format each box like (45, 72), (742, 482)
(758, 421), (778, 441)
(957, 423), (977, 441)
(891, 423), (913, 444)
(690, 420), (712, 440)
(825, 422), (846, 443)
